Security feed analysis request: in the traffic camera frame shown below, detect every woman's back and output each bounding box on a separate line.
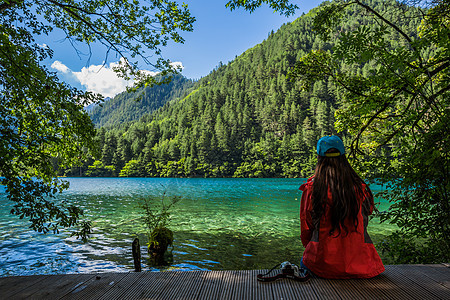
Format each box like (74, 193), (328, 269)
(299, 136), (384, 279)
(300, 178), (384, 278)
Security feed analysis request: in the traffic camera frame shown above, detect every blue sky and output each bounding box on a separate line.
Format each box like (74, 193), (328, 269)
(41, 1), (324, 98)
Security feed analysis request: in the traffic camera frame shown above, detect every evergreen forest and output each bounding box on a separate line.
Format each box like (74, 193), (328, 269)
(70, 0), (420, 179)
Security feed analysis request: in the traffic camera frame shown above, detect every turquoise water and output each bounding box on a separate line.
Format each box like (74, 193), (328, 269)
(0, 178), (394, 277)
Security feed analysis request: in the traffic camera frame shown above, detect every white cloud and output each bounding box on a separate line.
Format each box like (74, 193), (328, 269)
(50, 59), (183, 98)
(51, 61), (70, 74)
(72, 61), (131, 98)
(170, 61), (184, 71)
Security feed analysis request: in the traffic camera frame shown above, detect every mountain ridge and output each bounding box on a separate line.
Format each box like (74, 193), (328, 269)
(89, 74), (195, 128)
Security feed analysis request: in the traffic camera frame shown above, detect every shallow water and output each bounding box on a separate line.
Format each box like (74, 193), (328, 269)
(0, 178), (395, 277)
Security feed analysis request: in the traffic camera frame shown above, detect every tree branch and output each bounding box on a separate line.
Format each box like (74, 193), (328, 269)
(354, 0), (425, 68)
(350, 86), (406, 157)
(355, 0), (415, 47)
(0, 0), (23, 12)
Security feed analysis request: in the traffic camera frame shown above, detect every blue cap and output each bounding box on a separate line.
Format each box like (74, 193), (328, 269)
(317, 135), (345, 157)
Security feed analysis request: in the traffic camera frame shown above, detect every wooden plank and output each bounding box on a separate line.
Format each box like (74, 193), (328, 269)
(239, 270), (270, 300)
(424, 264), (450, 279)
(327, 278), (367, 299)
(308, 277), (340, 300)
(11, 274), (94, 300)
(268, 270), (298, 300)
(273, 276), (316, 300)
(196, 270), (224, 300)
(156, 271), (205, 300)
(240, 270), (251, 300)
(236, 270), (259, 300)
(218, 270), (243, 300)
(252, 270), (273, 300)
(354, 274), (412, 300)
(120, 271), (176, 300)
(219, 271), (243, 300)
(393, 265), (450, 300)
(286, 277), (318, 300)
(382, 265), (440, 300)
(185, 271), (209, 300)
(0, 265), (448, 300)
(410, 265), (450, 289)
(225, 270), (246, 300)
(0, 275), (49, 299)
(347, 278), (387, 300)
(60, 272), (130, 300)
(96, 272), (147, 300)
(180, 271), (208, 300)
(229, 270), (249, 300)
(124, 271), (168, 300)
(217, 270), (235, 300)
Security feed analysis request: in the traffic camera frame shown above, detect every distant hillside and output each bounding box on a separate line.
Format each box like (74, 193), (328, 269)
(89, 74), (194, 127)
(69, 0), (422, 178)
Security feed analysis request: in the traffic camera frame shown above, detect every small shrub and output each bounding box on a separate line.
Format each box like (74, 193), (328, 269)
(141, 191), (181, 265)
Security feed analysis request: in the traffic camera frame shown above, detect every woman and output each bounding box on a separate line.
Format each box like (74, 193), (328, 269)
(299, 135), (384, 279)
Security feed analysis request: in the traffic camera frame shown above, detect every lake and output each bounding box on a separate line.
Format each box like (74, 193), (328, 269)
(0, 178), (395, 277)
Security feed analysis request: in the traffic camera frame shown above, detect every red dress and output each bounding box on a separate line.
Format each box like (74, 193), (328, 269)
(300, 177), (385, 279)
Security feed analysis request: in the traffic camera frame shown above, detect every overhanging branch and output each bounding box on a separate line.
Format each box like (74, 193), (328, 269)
(0, 0), (23, 12)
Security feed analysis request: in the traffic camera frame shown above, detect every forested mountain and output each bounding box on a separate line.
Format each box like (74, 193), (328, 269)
(69, 0), (422, 178)
(89, 74), (195, 128)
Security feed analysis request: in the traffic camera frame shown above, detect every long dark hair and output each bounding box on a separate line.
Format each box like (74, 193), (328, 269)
(312, 149), (373, 236)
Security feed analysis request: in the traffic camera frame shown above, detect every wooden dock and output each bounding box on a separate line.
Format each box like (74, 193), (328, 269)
(0, 264), (449, 299)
